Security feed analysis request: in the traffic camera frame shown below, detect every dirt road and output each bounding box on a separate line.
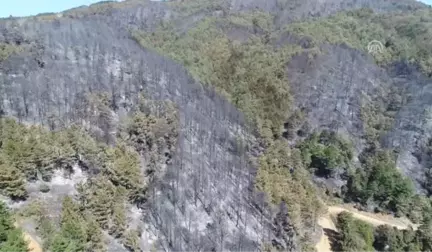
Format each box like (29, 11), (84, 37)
(315, 205), (418, 252)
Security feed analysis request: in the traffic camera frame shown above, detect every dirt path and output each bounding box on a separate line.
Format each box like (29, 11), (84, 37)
(14, 222), (43, 252)
(23, 232), (43, 252)
(316, 215), (337, 252)
(315, 205), (418, 252)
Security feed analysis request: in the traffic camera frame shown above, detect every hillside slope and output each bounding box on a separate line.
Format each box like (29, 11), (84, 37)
(0, 0), (431, 252)
(0, 2), (295, 252)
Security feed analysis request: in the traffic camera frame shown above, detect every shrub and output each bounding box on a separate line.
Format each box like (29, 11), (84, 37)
(298, 130), (353, 178)
(39, 184), (50, 193)
(345, 151), (415, 214)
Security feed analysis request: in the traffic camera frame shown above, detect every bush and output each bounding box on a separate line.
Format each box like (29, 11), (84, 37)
(336, 211), (374, 252)
(39, 184), (50, 193)
(345, 151), (414, 214)
(0, 43), (22, 62)
(255, 140), (325, 242)
(298, 130), (353, 178)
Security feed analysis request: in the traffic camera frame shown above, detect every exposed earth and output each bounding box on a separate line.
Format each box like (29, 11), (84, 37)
(316, 205), (418, 252)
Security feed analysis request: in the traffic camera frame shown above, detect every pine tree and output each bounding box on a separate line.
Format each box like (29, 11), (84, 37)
(58, 196), (87, 251)
(0, 162), (27, 200)
(85, 216), (105, 252)
(123, 229), (141, 252)
(105, 145), (142, 195)
(0, 228), (29, 252)
(0, 202), (28, 252)
(50, 233), (79, 252)
(109, 203), (127, 238)
(0, 202), (13, 243)
(86, 177), (115, 229)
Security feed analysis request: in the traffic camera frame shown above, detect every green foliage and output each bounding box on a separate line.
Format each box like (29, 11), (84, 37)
(86, 217), (105, 252)
(47, 196), (106, 252)
(123, 229), (141, 252)
(104, 145), (143, 199)
(132, 16), (298, 142)
(346, 150), (415, 214)
(422, 137), (432, 195)
(360, 87), (402, 149)
(336, 211), (374, 252)
(418, 218), (432, 251)
(285, 8), (432, 76)
(0, 118), (76, 181)
(0, 203), (14, 244)
(374, 225), (420, 252)
(335, 209), (432, 252)
(168, 0), (225, 17)
(121, 104), (178, 157)
(227, 11), (274, 33)
(109, 202), (127, 238)
(63, 0), (146, 18)
(58, 197), (87, 246)
(298, 130), (353, 178)
(255, 140), (325, 243)
(0, 43), (22, 62)
(0, 202), (29, 252)
(0, 93), (179, 251)
(132, 16), (324, 248)
(38, 184), (50, 193)
(406, 195), (432, 223)
(76, 175), (126, 231)
(0, 160), (27, 200)
(0, 229), (29, 252)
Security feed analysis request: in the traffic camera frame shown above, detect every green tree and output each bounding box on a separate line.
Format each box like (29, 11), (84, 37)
(299, 131), (353, 178)
(81, 177), (115, 229)
(0, 202), (14, 243)
(0, 161), (27, 200)
(85, 216), (105, 252)
(50, 234), (80, 252)
(109, 203), (127, 238)
(123, 229), (141, 252)
(337, 211), (374, 252)
(346, 151), (415, 214)
(104, 145), (143, 201)
(56, 196), (87, 252)
(0, 202), (29, 252)
(0, 229), (29, 252)
(418, 219), (432, 251)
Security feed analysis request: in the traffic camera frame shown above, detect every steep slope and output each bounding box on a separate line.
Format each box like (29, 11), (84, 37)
(287, 44), (392, 150)
(0, 0), (432, 252)
(282, 8), (432, 194)
(383, 63), (432, 193)
(229, 0), (426, 25)
(0, 4), (296, 252)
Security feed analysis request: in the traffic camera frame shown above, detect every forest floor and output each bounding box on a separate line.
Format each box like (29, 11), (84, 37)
(315, 204), (418, 252)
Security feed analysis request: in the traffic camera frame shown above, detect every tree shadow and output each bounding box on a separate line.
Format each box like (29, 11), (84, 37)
(323, 228), (342, 252)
